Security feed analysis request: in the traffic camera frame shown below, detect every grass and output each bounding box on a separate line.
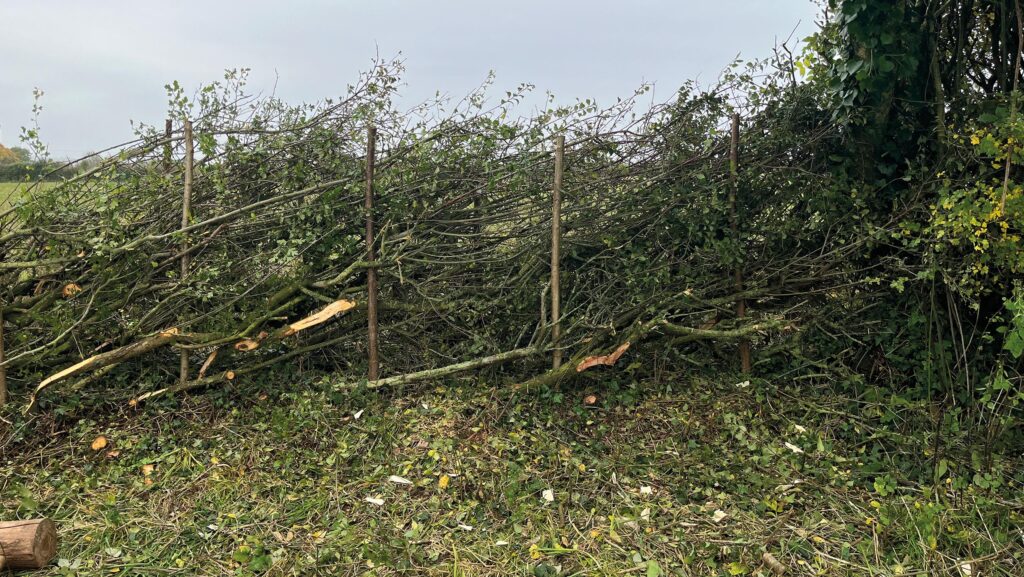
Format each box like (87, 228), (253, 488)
(1, 180), (55, 212)
(1, 181), (23, 211)
(2, 375), (1023, 576)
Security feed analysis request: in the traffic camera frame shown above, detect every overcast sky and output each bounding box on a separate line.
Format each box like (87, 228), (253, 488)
(0, 1), (819, 159)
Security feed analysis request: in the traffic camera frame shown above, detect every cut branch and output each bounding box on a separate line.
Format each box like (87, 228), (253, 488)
(26, 328), (183, 412)
(338, 347), (540, 391)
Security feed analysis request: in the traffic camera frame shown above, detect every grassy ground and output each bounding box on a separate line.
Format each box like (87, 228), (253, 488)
(2, 375), (1022, 576)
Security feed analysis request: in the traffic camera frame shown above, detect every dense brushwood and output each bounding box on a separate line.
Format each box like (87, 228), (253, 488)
(2, 16), (1022, 421)
(0, 62), (844, 409)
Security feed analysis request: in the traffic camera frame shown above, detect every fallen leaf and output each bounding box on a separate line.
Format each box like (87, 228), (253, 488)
(542, 489), (555, 502)
(364, 496), (385, 506)
(458, 524), (474, 531)
(353, 409), (364, 420)
(141, 464), (156, 476)
(388, 475), (413, 485)
(272, 530), (295, 543)
(640, 485), (653, 495)
(90, 436), (108, 451)
(62, 283), (82, 299)
(576, 341), (631, 372)
(711, 509), (728, 523)
(784, 442), (804, 454)
(105, 450), (121, 459)
(494, 540), (509, 546)
(583, 394), (598, 405)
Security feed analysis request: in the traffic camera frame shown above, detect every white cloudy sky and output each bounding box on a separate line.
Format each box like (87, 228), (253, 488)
(0, 1), (819, 158)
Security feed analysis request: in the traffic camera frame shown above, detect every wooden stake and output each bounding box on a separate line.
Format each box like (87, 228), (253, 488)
(180, 119), (194, 385)
(0, 518), (58, 570)
(365, 126), (380, 381)
(163, 118), (172, 172)
(551, 135), (565, 369)
(730, 113), (751, 374)
(0, 308), (7, 408)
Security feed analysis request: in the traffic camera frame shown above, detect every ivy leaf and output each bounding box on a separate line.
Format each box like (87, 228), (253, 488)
(1004, 332), (1024, 359)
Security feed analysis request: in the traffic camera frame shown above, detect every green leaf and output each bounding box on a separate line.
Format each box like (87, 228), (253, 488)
(647, 560), (662, 577)
(726, 561), (750, 575)
(1005, 332), (1024, 359)
(250, 554), (272, 572)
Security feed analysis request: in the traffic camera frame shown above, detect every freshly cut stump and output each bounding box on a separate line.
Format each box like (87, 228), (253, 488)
(0, 518), (58, 570)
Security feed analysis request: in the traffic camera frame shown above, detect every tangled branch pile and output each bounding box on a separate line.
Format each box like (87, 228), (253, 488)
(1, 62), (857, 410)
(4, 6), (1024, 430)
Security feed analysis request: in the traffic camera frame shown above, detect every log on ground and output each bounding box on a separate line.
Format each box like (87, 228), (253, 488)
(0, 518), (58, 570)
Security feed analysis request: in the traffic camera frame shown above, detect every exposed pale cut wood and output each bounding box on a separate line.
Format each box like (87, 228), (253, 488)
(27, 328), (181, 412)
(0, 518), (58, 570)
(198, 348), (219, 378)
(282, 299), (356, 337)
(576, 341), (630, 373)
(234, 339), (260, 352)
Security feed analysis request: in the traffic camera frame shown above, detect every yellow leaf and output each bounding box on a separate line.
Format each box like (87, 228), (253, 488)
(91, 436), (108, 451)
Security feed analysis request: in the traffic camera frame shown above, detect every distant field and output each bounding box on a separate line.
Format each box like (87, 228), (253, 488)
(0, 180), (56, 212)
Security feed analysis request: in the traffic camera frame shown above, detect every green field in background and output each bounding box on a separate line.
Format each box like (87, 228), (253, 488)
(0, 180), (55, 211)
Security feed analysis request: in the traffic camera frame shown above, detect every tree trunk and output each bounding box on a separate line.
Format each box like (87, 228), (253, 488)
(0, 519), (58, 570)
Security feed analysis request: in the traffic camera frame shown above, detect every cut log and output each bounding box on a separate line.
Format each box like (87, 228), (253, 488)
(0, 518), (58, 570)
